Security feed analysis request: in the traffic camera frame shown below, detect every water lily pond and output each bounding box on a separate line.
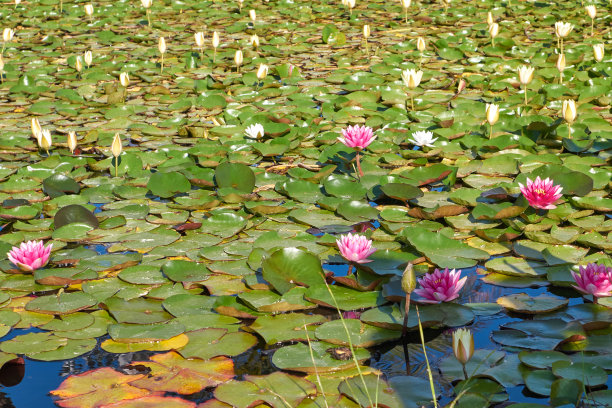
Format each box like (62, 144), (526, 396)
(0, 0), (610, 406)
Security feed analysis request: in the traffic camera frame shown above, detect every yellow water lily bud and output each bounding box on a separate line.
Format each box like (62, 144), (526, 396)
(488, 23), (499, 39)
(487, 11), (494, 25)
(84, 4), (93, 16)
(111, 133), (122, 158)
(256, 63), (268, 80)
(75, 57), (83, 72)
(234, 49), (243, 67)
(38, 129), (52, 151)
(250, 34), (259, 48)
(31, 118), (42, 139)
(517, 65), (534, 85)
(249, 9), (256, 22)
(194, 32), (205, 48)
(401, 68), (423, 89)
(486, 103), (499, 126)
(585, 5), (596, 19)
(417, 37), (426, 52)
(158, 37), (166, 54)
(212, 31), (220, 49)
(556, 53), (565, 73)
(363, 24), (370, 39)
(453, 328), (474, 365)
(67, 131), (77, 154)
(562, 99), (576, 124)
(593, 44), (604, 62)
(120, 72), (129, 87)
(3, 28), (15, 43)
(84, 50), (92, 67)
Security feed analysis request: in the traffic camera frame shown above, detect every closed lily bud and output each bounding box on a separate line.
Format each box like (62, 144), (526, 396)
(453, 328), (474, 365)
(346, 0), (355, 8)
(363, 24), (370, 39)
(401, 263), (416, 294)
(15, 0), (21, 5)
(518, 65), (534, 85)
(75, 57), (83, 72)
(250, 34), (260, 48)
(120, 72), (129, 87)
(585, 5), (596, 19)
(556, 54), (565, 72)
(417, 37), (426, 52)
(487, 11), (494, 25)
(488, 23), (499, 39)
(401, 68), (423, 89)
(194, 32), (205, 48)
(38, 129), (52, 151)
(212, 31), (220, 49)
(562, 99), (576, 124)
(234, 49), (243, 67)
(84, 4), (93, 16)
(593, 43), (604, 62)
(400, 0), (410, 8)
(249, 9), (256, 22)
(111, 133), (122, 158)
(256, 63), (268, 80)
(554, 21), (573, 38)
(158, 37), (166, 54)
(486, 103), (499, 125)
(67, 131), (77, 154)
(84, 50), (92, 67)
(3, 28), (15, 43)
(141, 0), (152, 8)
(31, 118), (42, 139)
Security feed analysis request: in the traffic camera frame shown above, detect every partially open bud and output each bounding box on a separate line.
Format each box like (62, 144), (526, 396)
(486, 11), (494, 25)
(67, 131), (77, 154)
(486, 103), (499, 126)
(250, 34), (259, 48)
(31, 118), (42, 139)
(38, 129), (52, 151)
(585, 5), (596, 19)
(453, 328), (474, 365)
(141, 0), (152, 8)
(75, 57), (83, 73)
(416, 37), (426, 52)
(256, 63), (268, 80)
(400, 0), (410, 8)
(3, 28), (15, 43)
(401, 263), (416, 294)
(119, 72), (130, 87)
(562, 99), (576, 124)
(518, 65), (534, 85)
(593, 43), (604, 62)
(556, 53), (565, 73)
(488, 23), (499, 39)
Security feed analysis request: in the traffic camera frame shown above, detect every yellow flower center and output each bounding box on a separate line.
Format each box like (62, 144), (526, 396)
(535, 188), (546, 195)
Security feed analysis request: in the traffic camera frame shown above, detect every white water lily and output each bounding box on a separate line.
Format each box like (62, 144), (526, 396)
(119, 72), (129, 87)
(256, 63), (268, 80)
(141, 0), (152, 8)
(3, 28), (15, 43)
(453, 328), (474, 365)
(517, 65), (534, 85)
(486, 103), (499, 126)
(84, 4), (93, 16)
(245, 123), (264, 139)
(194, 32), (204, 48)
(249, 9), (256, 22)
(416, 37), (425, 52)
(38, 129), (52, 152)
(408, 130), (437, 147)
(593, 44), (604, 62)
(84, 50), (92, 67)
(401, 68), (423, 89)
(554, 21), (573, 38)
(250, 34), (260, 48)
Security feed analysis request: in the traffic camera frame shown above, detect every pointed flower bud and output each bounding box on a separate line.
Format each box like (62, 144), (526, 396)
(158, 36), (166, 54)
(194, 32), (205, 47)
(486, 103), (499, 126)
(256, 63), (268, 80)
(84, 4), (93, 16)
(453, 328), (474, 365)
(120, 72), (130, 87)
(111, 133), (122, 158)
(212, 31), (220, 48)
(416, 37), (426, 52)
(562, 99), (576, 124)
(401, 263), (416, 294)
(593, 43), (604, 62)
(67, 131), (77, 154)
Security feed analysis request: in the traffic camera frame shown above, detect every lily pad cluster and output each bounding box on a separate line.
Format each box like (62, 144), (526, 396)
(0, 0), (610, 405)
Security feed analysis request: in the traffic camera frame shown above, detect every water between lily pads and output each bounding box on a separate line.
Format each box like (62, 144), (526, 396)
(0, 256), (602, 407)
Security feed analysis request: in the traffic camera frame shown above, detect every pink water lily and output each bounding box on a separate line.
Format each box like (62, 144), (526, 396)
(336, 233), (376, 264)
(571, 263), (612, 298)
(7, 240), (53, 272)
(518, 176), (563, 210)
(414, 268), (467, 304)
(337, 125), (376, 178)
(337, 125), (376, 150)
